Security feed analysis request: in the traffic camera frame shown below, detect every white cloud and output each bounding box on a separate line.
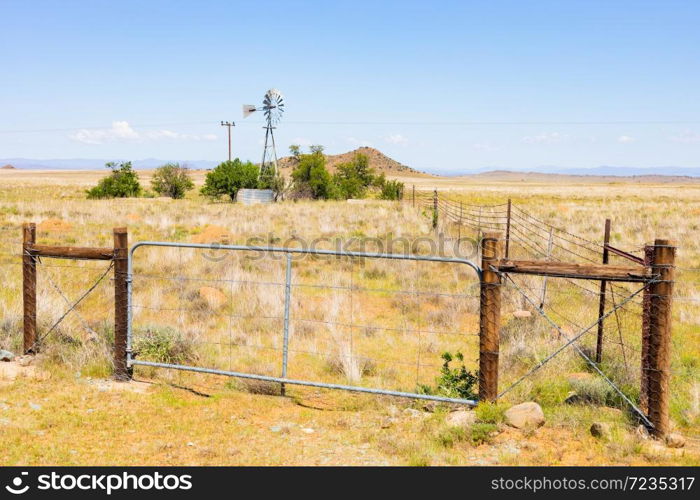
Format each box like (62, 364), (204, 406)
(346, 137), (372, 147)
(71, 121), (139, 144)
(522, 132), (567, 144)
(617, 135), (636, 143)
(671, 130), (700, 144)
(384, 133), (408, 145)
(70, 121), (217, 144)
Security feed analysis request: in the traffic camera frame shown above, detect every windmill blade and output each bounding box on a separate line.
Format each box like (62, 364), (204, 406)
(242, 105), (257, 118)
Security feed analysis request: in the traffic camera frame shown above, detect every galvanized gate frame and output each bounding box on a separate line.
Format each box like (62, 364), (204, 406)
(127, 241), (482, 406)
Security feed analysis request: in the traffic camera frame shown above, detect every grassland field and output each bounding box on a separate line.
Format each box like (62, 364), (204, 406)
(0, 168), (698, 466)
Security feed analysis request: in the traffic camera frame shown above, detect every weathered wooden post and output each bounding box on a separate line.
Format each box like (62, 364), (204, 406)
(412, 185), (415, 208)
(644, 239), (675, 436)
(479, 232), (502, 401)
(504, 199), (512, 259)
(432, 189), (438, 229)
(22, 223), (37, 354)
(113, 227), (130, 380)
(595, 218), (612, 363)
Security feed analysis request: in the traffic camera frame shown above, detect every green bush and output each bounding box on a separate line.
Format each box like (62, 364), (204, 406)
(419, 351), (478, 400)
(435, 426), (467, 448)
(200, 159), (259, 201)
(291, 147), (335, 199)
(151, 163), (194, 199)
(333, 153), (378, 199)
(468, 422), (498, 446)
(379, 179), (405, 200)
(475, 402), (507, 424)
(86, 161), (141, 199)
(133, 325), (196, 364)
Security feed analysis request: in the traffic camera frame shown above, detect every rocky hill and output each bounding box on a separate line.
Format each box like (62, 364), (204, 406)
(277, 147), (421, 175)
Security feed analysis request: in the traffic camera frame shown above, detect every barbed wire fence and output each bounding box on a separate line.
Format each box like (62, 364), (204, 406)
(0, 193), (694, 436)
(410, 188), (694, 434)
(0, 222), (116, 368)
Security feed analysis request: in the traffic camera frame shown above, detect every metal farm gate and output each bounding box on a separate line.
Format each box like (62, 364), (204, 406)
(126, 242), (483, 405)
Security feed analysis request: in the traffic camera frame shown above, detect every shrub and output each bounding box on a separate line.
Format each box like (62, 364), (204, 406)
(151, 163), (194, 199)
(333, 153), (377, 199)
(419, 351), (478, 400)
(291, 147), (335, 199)
(475, 402), (507, 424)
(379, 179), (405, 200)
(86, 161), (141, 199)
(200, 159), (259, 201)
(132, 325), (196, 364)
(569, 376), (632, 407)
(435, 426), (467, 448)
(468, 422), (498, 446)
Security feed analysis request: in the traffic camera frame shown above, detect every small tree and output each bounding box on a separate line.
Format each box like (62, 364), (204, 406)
(333, 153), (376, 199)
(86, 161), (141, 199)
(289, 144), (302, 159)
(151, 163), (194, 199)
(291, 147), (334, 199)
(379, 179), (405, 200)
(201, 159), (259, 201)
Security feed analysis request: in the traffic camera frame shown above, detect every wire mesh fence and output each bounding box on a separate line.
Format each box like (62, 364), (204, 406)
(128, 243), (482, 403)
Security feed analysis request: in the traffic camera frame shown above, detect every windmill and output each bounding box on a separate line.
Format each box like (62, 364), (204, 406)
(243, 89), (285, 183)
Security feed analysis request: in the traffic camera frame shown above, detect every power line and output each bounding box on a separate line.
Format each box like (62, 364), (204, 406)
(2, 119), (700, 135)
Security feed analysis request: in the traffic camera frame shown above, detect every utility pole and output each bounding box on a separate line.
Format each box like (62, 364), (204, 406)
(220, 121), (235, 161)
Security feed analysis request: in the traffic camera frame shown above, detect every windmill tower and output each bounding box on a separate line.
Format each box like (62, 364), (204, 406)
(243, 89), (285, 181)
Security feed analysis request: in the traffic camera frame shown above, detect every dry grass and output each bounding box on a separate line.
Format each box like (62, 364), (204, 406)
(0, 169), (698, 465)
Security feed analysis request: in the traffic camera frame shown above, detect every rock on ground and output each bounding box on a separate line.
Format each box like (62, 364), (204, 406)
(665, 433), (686, 449)
(0, 350), (14, 362)
(504, 402), (545, 429)
(590, 422), (612, 440)
(445, 410), (476, 428)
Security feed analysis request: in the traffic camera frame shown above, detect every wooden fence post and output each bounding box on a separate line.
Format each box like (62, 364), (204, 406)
(412, 185), (415, 208)
(644, 239), (675, 436)
(113, 227), (130, 380)
(22, 223), (37, 354)
(504, 199), (512, 259)
(479, 232), (502, 401)
(432, 189), (438, 229)
(595, 218), (611, 363)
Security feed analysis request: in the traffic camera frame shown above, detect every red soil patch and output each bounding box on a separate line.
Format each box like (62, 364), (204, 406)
(191, 225), (231, 244)
(38, 218), (73, 233)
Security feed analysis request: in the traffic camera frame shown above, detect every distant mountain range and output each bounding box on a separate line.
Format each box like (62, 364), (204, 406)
(1, 154), (699, 178)
(0, 158), (219, 170)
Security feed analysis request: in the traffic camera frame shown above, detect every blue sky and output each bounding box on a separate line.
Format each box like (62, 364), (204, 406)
(1, 0), (699, 172)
